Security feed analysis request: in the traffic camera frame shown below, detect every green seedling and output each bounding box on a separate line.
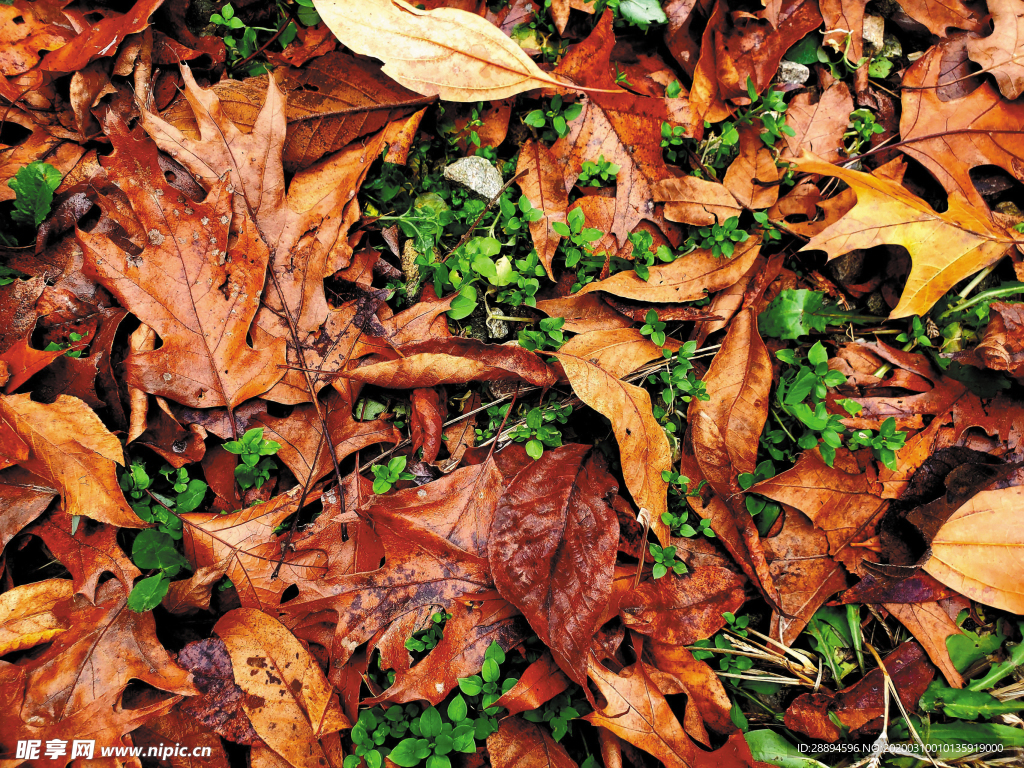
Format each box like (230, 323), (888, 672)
(524, 95), (582, 141)
(372, 455), (416, 494)
(519, 317), (566, 352)
(578, 155), (621, 187)
(649, 543), (687, 579)
(223, 427), (281, 490)
(7, 161), (61, 232)
(127, 528), (192, 612)
(507, 401), (572, 459)
(640, 309), (667, 346)
(844, 108), (884, 155)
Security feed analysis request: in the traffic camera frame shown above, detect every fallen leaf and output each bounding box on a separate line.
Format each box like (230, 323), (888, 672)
(0, 393), (140, 527)
(0, 578), (72, 657)
(794, 152), (1019, 318)
(900, 40), (1024, 210)
(655, 175), (744, 226)
(215, 608), (349, 767)
(488, 716), (579, 768)
(899, 0), (981, 36)
(313, 0), (568, 100)
(579, 237), (761, 303)
(79, 112), (287, 409)
(966, 0), (1024, 99)
(38, 0), (164, 73)
(923, 485), (1024, 613)
(490, 445), (620, 686)
(516, 140), (569, 279)
(494, 652), (572, 716)
(781, 82), (854, 164)
(558, 328), (676, 380)
(553, 351), (672, 544)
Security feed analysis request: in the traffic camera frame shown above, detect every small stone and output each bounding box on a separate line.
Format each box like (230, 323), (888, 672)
(777, 60), (810, 85)
(862, 16), (886, 57)
(443, 156), (503, 199)
(485, 315), (509, 340)
(879, 33), (902, 60)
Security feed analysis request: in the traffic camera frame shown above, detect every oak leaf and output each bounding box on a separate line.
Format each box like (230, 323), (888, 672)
(0, 578), (72, 657)
(37, 0), (163, 73)
(215, 608), (350, 768)
(79, 112), (287, 409)
(794, 152), (1020, 319)
(901, 40), (1024, 210)
(489, 445), (620, 687)
(313, 0), (568, 100)
(966, 0), (1024, 99)
(0, 465), (55, 552)
(781, 81), (854, 164)
(585, 659), (699, 768)
(899, 0), (981, 36)
(552, 352), (672, 545)
(0, 393), (140, 527)
(159, 52), (430, 171)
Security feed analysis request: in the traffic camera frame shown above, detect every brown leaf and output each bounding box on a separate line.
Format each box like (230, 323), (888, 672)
(490, 445), (620, 686)
(159, 53), (428, 172)
(0, 578), (73, 657)
(620, 566), (745, 644)
(585, 659), (699, 768)
(410, 387), (447, 464)
(794, 152), (1019, 319)
(37, 0), (163, 73)
(647, 640), (737, 735)
(785, 642), (934, 742)
(25, 510), (141, 602)
(0, 580), (195, 757)
(655, 175), (744, 227)
(966, 0), (1024, 98)
(313, 0), (568, 100)
(901, 40), (1024, 210)
(579, 237), (761, 303)
(517, 140), (569, 279)
(494, 652), (572, 716)
(79, 111), (286, 408)
(553, 352), (672, 544)
(923, 484), (1024, 613)
(0, 466), (55, 552)
(366, 594), (529, 705)
(781, 82), (854, 164)
(215, 608), (349, 767)
(163, 565), (228, 615)
(558, 328), (676, 380)
(343, 338), (559, 389)
(487, 717), (579, 768)
(282, 461), (501, 674)
(899, 0), (981, 36)
(0, 394), (140, 527)
(966, 301), (1024, 380)
(723, 125), (779, 210)
(177, 637), (262, 746)
(689, 308), (771, 500)
(131, 708), (232, 768)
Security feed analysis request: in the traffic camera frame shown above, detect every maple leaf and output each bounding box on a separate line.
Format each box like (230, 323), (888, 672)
(489, 445), (620, 687)
(312, 0), (570, 100)
(794, 152), (1020, 319)
(78, 112), (287, 410)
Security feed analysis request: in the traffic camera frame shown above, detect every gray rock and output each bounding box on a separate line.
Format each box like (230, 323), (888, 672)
(777, 60), (810, 85)
(443, 156), (503, 200)
(879, 33), (902, 60)
(862, 16), (885, 57)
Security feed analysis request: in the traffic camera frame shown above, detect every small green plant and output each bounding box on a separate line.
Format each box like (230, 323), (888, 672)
(0, 265), (26, 286)
(210, 3), (305, 76)
(405, 611), (451, 654)
(387, 702), (479, 768)
(475, 402), (512, 443)
(518, 317), (566, 352)
(661, 472), (715, 538)
(507, 400), (573, 459)
(692, 612), (755, 676)
(577, 155), (621, 187)
(7, 161), (61, 231)
(119, 462), (207, 538)
(896, 314), (936, 348)
(43, 329), (89, 358)
(372, 455), (416, 494)
(649, 543), (687, 579)
(652, 341), (710, 441)
(845, 417), (907, 471)
(590, 0), (668, 31)
(127, 529), (192, 612)
(844, 108), (884, 155)
(628, 229), (676, 280)
(687, 216), (750, 258)
(346, 704), (420, 768)
(223, 427), (281, 490)
(524, 95), (582, 141)
(660, 122), (692, 165)
(457, 641), (518, 736)
(521, 691), (584, 741)
(759, 289), (882, 340)
(737, 460), (783, 536)
(639, 309), (666, 346)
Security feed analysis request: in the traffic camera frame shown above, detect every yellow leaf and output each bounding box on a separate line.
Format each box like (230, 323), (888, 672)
(0, 580), (72, 657)
(312, 0), (567, 101)
(552, 351), (672, 545)
(923, 485), (1024, 614)
(794, 152), (1018, 319)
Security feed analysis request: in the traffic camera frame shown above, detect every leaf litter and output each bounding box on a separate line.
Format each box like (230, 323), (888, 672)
(1, 0), (1024, 766)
